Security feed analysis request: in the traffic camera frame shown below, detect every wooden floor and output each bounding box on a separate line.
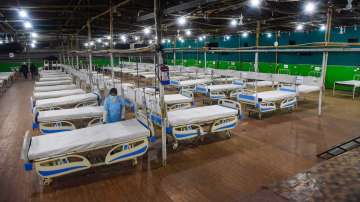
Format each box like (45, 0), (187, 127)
(0, 79), (359, 202)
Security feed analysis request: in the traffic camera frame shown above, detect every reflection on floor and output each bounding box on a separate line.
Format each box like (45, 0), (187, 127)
(270, 148), (360, 202)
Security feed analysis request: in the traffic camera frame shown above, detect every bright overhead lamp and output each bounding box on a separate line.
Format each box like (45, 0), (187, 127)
(320, 24), (326, 31)
(104, 42), (109, 46)
(143, 27), (151, 35)
(84, 42), (89, 47)
(296, 24), (304, 31)
(242, 32), (249, 38)
(31, 32), (38, 38)
(30, 43), (36, 48)
(177, 16), (187, 26)
(185, 29), (191, 36)
(106, 35), (111, 40)
(23, 21), (32, 29)
(120, 34), (127, 42)
(89, 41), (94, 46)
(230, 19), (237, 27)
(304, 2), (316, 14)
(96, 38), (102, 43)
(134, 36), (139, 40)
(148, 39), (153, 44)
(250, 0), (261, 8)
(198, 36), (204, 41)
(266, 32), (272, 38)
(18, 9), (28, 18)
(31, 40), (37, 44)
(224, 35), (230, 40)
(0, 40), (3, 45)
(161, 39), (166, 43)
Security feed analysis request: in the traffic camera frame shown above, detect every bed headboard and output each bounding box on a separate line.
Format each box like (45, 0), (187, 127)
(236, 89), (257, 103)
(136, 111), (155, 138)
(279, 84), (297, 93)
(21, 131), (31, 162)
(218, 99), (242, 111)
(180, 90), (194, 99)
(194, 84), (208, 94)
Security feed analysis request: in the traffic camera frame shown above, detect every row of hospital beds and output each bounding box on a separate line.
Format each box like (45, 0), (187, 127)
(0, 71), (15, 95)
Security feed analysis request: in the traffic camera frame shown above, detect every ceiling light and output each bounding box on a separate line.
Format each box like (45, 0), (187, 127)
(177, 16), (187, 26)
(320, 24), (326, 31)
(304, 2), (316, 14)
(18, 9), (28, 18)
(266, 32), (272, 38)
(0, 40), (3, 45)
(167, 39), (171, 43)
(230, 19), (237, 27)
(31, 32), (38, 38)
(296, 24), (304, 31)
(185, 29), (191, 36)
(143, 27), (151, 35)
(120, 34), (127, 42)
(161, 39), (166, 43)
(148, 40), (153, 44)
(96, 38), (102, 43)
(30, 43), (36, 48)
(106, 35), (111, 40)
(224, 35), (230, 40)
(31, 40), (37, 44)
(89, 41), (94, 46)
(104, 42), (109, 46)
(242, 32), (249, 38)
(23, 21), (32, 29)
(134, 36), (139, 40)
(198, 36), (203, 41)
(84, 42), (89, 47)
(250, 0), (261, 8)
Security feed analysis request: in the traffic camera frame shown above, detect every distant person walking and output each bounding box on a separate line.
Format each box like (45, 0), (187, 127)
(30, 63), (38, 80)
(20, 62), (28, 79)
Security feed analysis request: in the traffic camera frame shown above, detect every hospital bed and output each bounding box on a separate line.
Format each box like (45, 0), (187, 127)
(333, 76), (360, 99)
(171, 78), (212, 91)
(195, 83), (244, 101)
(22, 113), (154, 185)
(164, 99), (241, 150)
(32, 89), (85, 100)
(39, 76), (72, 82)
(33, 106), (103, 134)
(0, 72), (15, 87)
(236, 87), (297, 119)
(35, 80), (73, 87)
(246, 80), (278, 88)
(34, 84), (78, 92)
(33, 93), (100, 113)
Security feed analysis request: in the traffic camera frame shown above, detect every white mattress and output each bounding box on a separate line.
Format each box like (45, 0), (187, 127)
(335, 80), (360, 87)
(247, 81), (278, 87)
(39, 77), (72, 82)
(35, 80), (73, 86)
(255, 90), (296, 102)
(177, 79), (211, 87)
(37, 106), (103, 122)
(167, 105), (238, 126)
(297, 85), (320, 94)
(33, 89), (85, 100)
(205, 84), (243, 92)
(164, 94), (192, 104)
(35, 93), (98, 109)
(34, 84), (77, 92)
(28, 119), (149, 160)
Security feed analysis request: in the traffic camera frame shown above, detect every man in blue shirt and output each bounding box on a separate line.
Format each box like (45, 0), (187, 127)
(103, 88), (123, 123)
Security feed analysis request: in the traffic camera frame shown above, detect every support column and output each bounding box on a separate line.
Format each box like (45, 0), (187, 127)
(254, 21), (260, 72)
(154, 0), (167, 167)
(87, 20), (93, 73)
(109, 0), (115, 80)
(318, 6), (333, 116)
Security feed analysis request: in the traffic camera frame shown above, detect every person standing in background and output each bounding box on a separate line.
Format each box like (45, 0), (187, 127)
(103, 88), (124, 123)
(20, 62), (28, 79)
(30, 63), (38, 80)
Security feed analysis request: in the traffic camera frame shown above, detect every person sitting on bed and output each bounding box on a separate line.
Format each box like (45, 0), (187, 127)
(103, 88), (124, 123)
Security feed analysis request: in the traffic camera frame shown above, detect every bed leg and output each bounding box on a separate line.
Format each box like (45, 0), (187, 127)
(226, 130), (232, 138)
(40, 177), (53, 186)
(172, 141), (179, 151)
(132, 158), (138, 166)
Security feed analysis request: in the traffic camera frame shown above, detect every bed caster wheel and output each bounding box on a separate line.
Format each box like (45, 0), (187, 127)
(172, 142), (179, 150)
(132, 158), (138, 166)
(41, 177), (52, 186)
(226, 131), (232, 138)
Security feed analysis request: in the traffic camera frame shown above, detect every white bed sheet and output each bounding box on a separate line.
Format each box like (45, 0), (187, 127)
(247, 81), (278, 87)
(34, 84), (77, 92)
(35, 93), (98, 109)
(39, 77), (72, 82)
(255, 90), (296, 102)
(167, 105), (238, 126)
(35, 80), (73, 86)
(206, 84), (243, 92)
(37, 106), (103, 122)
(164, 94), (192, 104)
(335, 80), (360, 87)
(28, 119), (149, 160)
(33, 89), (85, 100)
(297, 85), (320, 94)
(177, 79), (211, 87)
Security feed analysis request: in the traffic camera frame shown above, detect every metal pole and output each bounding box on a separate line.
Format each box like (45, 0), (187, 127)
(109, 0), (115, 80)
(87, 20), (93, 73)
(173, 37), (176, 67)
(154, 0), (167, 167)
(254, 21), (260, 72)
(318, 6), (333, 116)
(76, 55), (79, 68)
(204, 49), (207, 69)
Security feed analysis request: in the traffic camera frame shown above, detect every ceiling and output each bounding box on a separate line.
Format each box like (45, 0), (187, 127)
(0, 0), (359, 49)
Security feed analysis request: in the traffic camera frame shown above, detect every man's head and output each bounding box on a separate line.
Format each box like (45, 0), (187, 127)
(109, 88), (117, 96)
